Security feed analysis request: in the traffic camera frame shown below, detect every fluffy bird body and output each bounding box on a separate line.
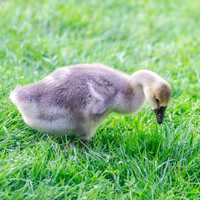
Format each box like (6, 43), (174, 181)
(10, 64), (171, 140)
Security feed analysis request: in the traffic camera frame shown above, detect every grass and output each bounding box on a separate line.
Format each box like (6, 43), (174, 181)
(0, 0), (200, 199)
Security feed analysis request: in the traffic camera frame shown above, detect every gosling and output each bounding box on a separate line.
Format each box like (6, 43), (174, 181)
(10, 63), (171, 140)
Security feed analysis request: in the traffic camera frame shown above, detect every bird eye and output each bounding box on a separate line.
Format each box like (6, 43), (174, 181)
(155, 97), (160, 104)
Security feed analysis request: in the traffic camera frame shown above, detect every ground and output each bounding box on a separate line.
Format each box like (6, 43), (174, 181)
(0, 0), (200, 199)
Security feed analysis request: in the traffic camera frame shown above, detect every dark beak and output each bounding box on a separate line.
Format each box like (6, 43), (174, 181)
(153, 106), (166, 124)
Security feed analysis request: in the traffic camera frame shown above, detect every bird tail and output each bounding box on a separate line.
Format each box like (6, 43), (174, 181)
(9, 85), (25, 106)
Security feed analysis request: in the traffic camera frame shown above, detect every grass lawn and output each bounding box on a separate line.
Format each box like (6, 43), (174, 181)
(0, 0), (200, 199)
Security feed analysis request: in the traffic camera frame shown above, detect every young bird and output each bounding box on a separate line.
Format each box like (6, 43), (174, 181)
(10, 64), (171, 140)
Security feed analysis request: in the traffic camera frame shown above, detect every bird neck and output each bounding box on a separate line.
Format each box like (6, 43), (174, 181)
(130, 70), (158, 89)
